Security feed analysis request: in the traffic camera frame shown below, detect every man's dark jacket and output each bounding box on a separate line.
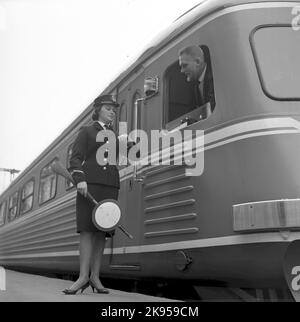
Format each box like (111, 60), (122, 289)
(194, 65), (215, 109)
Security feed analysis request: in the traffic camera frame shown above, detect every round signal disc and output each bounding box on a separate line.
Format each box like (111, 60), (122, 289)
(92, 200), (121, 232)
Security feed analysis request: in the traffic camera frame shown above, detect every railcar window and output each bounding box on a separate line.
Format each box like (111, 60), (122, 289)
(39, 160), (57, 204)
(8, 192), (19, 222)
(115, 102), (127, 134)
(164, 45), (215, 126)
(66, 145), (74, 190)
(120, 103), (127, 123)
(0, 201), (6, 226)
(20, 180), (34, 214)
(251, 26), (300, 100)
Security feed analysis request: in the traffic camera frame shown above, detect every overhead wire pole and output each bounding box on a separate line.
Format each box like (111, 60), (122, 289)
(0, 168), (21, 183)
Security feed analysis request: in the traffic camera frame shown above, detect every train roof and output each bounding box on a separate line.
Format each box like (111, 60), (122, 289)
(1, 0), (297, 197)
(103, 0), (297, 92)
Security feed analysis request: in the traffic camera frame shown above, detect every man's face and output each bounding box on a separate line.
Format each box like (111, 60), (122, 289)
(179, 53), (202, 82)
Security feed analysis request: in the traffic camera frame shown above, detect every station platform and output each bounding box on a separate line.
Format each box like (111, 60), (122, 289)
(0, 270), (178, 302)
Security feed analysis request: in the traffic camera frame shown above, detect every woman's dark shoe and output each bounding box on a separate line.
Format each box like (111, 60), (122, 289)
(63, 281), (90, 295)
(89, 279), (110, 294)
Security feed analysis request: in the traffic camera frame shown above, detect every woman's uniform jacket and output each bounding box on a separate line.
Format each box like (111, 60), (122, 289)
(68, 122), (120, 189)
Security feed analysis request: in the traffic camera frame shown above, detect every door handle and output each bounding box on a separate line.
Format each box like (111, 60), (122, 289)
(135, 176), (145, 183)
(129, 178), (133, 191)
(134, 164), (145, 183)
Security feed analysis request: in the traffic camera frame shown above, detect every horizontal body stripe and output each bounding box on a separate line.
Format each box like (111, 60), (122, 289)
(1, 117), (299, 235)
(119, 117), (300, 181)
(205, 129), (299, 152)
(1, 231), (299, 260)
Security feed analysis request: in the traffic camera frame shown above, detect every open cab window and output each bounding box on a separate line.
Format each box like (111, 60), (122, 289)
(164, 45), (215, 130)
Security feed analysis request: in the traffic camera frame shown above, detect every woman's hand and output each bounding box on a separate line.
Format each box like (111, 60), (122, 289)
(77, 181), (88, 198)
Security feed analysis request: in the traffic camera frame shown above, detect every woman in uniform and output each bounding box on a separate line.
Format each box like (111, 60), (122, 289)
(63, 95), (120, 295)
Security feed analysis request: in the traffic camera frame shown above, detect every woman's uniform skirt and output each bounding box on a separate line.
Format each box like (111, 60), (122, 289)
(76, 183), (119, 236)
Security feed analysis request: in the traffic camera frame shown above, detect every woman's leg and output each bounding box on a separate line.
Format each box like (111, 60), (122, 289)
(90, 231), (107, 288)
(68, 232), (93, 290)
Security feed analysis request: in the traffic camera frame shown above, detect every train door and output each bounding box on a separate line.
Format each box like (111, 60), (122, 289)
(134, 61), (198, 253)
(109, 76), (145, 272)
(135, 41), (217, 254)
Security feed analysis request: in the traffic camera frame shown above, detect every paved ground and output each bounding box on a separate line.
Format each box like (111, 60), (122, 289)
(0, 270), (178, 302)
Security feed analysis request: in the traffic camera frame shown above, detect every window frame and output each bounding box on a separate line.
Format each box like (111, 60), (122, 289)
(8, 191), (19, 223)
(65, 144), (75, 191)
(163, 59), (196, 128)
(38, 158), (58, 205)
(119, 101), (128, 123)
(20, 178), (35, 215)
(250, 24), (300, 102)
(0, 201), (7, 227)
(118, 101), (128, 131)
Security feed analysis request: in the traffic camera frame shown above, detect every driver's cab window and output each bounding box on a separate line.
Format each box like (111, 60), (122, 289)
(164, 45), (215, 129)
(118, 102), (127, 131)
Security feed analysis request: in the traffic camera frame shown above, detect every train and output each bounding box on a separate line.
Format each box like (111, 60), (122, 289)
(1, 0), (300, 301)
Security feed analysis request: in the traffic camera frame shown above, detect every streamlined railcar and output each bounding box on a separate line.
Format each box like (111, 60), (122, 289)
(1, 0), (300, 300)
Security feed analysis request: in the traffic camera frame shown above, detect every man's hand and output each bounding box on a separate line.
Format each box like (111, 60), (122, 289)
(77, 181), (88, 197)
